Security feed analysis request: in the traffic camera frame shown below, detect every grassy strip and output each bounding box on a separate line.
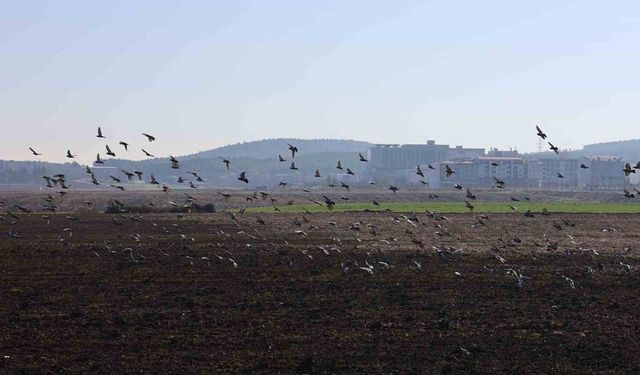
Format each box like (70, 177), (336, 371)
(245, 201), (640, 214)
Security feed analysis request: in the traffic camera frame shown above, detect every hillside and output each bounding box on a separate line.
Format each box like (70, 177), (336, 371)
(182, 138), (372, 160)
(0, 139), (372, 187)
(583, 139), (640, 161)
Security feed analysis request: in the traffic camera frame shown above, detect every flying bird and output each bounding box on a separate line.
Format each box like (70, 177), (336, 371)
(416, 165), (424, 177)
(105, 145), (116, 157)
(445, 164), (455, 177)
(66, 150), (76, 159)
(580, 164), (589, 169)
(119, 141), (129, 151)
(29, 147), (42, 156)
(97, 126), (105, 138)
(290, 162), (298, 170)
(624, 163), (636, 176)
(278, 154), (286, 162)
(142, 133), (156, 142)
(548, 142), (559, 155)
(336, 160), (343, 170)
(142, 149), (155, 158)
(536, 125), (547, 140)
(359, 153), (368, 162)
(238, 171), (249, 183)
(222, 158), (231, 170)
(288, 144), (298, 159)
(315, 169), (321, 178)
(95, 153), (104, 164)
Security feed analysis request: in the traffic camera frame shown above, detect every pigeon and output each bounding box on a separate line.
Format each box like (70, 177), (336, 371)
(119, 141), (129, 151)
(222, 158), (231, 170)
(548, 142), (559, 155)
(142, 133), (156, 142)
(105, 145), (116, 157)
(623, 163), (636, 176)
(95, 153), (104, 164)
(445, 164), (455, 177)
(288, 144), (298, 159)
(238, 171), (249, 183)
(97, 126), (105, 138)
(536, 125), (547, 140)
(359, 153), (368, 162)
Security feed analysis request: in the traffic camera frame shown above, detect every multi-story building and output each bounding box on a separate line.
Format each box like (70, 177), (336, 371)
(435, 155), (542, 189)
(577, 156), (625, 190)
(538, 158), (580, 190)
(367, 140), (485, 171)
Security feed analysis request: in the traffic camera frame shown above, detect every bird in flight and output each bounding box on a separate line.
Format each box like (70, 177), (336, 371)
(95, 154), (104, 165)
(119, 141), (129, 151)
(290, 162), (298, 171)
(336, 160), (343, 170)
(580, 164), (589, 169)
(238, 171), (249, 183)
(105, 145), (116, 157)
(536, 126), (547, 140)
(416, 165), (424, 177)
(278, 154), (287, 162)
(97, 126), (105, 138)
(29, 147), (42, 156)
(445, 164), (455, 177)
(623, 163), (636, 176)
(288, 144), (298, 159)
(359, 153), (368, 162)
(315, 169), (321, 178)
(142, 133), (156, 142)
(142, 149), (155, 158)
(66, 150), (76, 159)
(548, 142), (559, 155)
(221, 158), (231, 170)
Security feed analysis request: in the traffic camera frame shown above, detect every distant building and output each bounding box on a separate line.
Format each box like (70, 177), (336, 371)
(435, 155), (542, 189)
(367, 140), (485, 172)
(539, 158), (580, 190)
(577, 156), (625, 190)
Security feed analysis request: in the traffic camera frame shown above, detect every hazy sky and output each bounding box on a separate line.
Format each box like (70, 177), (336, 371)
(2, 0), (640, 163)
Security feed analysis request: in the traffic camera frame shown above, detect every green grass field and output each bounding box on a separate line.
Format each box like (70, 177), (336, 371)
(246, 201), (640, 214)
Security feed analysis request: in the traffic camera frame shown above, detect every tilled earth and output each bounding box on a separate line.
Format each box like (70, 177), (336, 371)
(1, 211), (640, 373)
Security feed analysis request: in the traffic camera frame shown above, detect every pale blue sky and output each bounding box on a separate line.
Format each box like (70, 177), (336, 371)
(2, 1), (640, 163)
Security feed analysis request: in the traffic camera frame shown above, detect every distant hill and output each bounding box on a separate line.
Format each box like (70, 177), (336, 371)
(0, 138), (373, 188)
(182, 138), (372, 160)
(583, 139), (640, 161)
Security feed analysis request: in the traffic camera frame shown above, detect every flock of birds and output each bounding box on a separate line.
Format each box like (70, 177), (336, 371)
(2, 126), (638, 291)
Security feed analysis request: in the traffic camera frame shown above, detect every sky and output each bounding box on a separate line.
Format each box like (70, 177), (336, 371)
(1, 0), (640, 163)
